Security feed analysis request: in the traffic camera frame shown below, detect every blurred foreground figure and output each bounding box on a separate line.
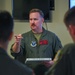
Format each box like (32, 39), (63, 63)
(45, 6), (75, 75)
(0, 11), (34, 75)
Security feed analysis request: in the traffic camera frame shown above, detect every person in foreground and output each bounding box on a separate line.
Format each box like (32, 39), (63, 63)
(45, 6), (75, 75)
(10, 8), (62, 70)
(0, 11), (34, 75)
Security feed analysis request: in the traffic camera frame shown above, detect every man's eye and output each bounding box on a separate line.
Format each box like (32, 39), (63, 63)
(29, 19), (32, 20)
(29, 18), (38, 21)
(34, 18), (38, 20)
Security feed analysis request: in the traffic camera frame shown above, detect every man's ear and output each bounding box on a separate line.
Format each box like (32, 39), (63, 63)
(69, 25), (75, 35)
(8, 32), (13, 41)
(42, 18), (44, 23)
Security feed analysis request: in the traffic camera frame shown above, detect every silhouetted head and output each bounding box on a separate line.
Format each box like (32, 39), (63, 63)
(0, 11), (14, 42)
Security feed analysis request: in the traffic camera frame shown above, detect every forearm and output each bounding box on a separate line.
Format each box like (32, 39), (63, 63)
(12, 42), (20, 53)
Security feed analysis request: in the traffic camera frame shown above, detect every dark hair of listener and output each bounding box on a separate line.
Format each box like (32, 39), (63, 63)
(0, 11), (13, 42)
(29, 8), (44, 18)
(64, 6), (75, 27)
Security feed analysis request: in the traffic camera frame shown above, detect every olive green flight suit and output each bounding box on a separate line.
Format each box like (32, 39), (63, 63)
(11, 28), (62, 69)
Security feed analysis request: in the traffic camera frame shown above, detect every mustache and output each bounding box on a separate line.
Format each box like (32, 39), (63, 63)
(31, 23), (35, 26)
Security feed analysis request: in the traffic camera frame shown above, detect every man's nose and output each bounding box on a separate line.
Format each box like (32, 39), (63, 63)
(31, 19), (35, 23)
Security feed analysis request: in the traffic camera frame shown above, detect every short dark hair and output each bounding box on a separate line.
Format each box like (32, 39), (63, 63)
(64, 6), (75, 27)
(29, 8), (44, 18)
(0, 11), (14, 42)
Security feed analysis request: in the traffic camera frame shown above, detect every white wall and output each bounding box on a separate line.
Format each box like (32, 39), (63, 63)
(0, 0), (73, 56)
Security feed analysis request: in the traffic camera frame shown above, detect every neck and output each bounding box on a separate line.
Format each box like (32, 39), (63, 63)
(0, 41), (8, 51)
(32, 30), (42, 34)
(32, 28), (43, 34)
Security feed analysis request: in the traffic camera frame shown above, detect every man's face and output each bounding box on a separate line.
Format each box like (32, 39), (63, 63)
(29, 12), (44, 32)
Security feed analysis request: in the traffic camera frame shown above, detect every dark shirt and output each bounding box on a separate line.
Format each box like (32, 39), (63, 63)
(0, 47), (33, 75)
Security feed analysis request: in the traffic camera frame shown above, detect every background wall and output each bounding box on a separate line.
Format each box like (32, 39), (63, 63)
(0, 0), (73, 57)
